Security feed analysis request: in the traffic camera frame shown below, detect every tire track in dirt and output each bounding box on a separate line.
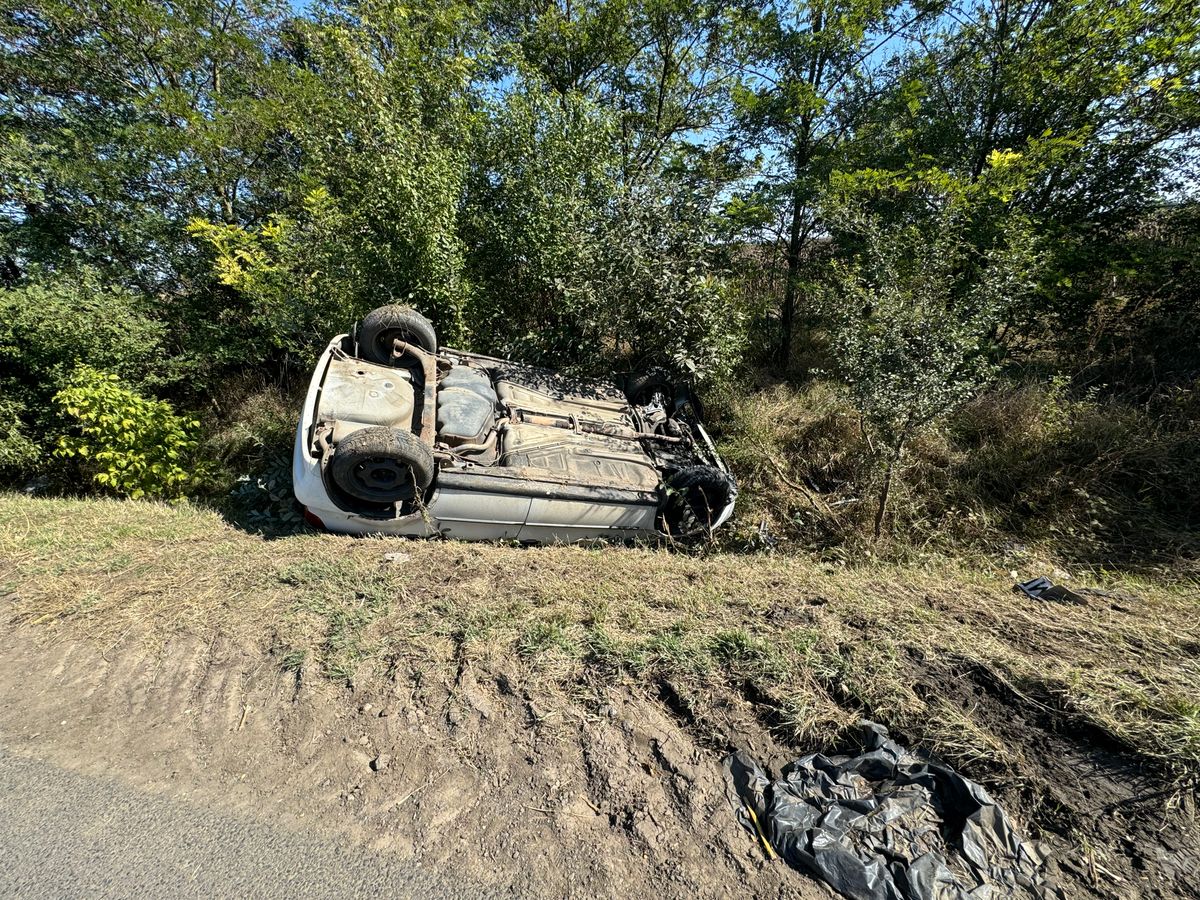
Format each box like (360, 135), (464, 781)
(0, 624), (812, 899)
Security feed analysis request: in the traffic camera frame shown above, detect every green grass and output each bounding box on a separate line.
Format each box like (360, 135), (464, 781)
(2, 492), (1199, 783)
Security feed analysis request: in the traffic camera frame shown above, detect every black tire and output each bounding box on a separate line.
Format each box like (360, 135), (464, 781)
(661, 465), (737, 540)
(358, 305), (437, 365)
(329, 426), (434, 503)
(626, 370), (674, 407)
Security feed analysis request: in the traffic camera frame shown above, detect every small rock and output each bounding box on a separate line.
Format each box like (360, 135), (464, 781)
(361, 703), (373, 714)
(358, 735), (369, 746)
(377, 708), (389, 718)
(383, 552), (410, 565)
(370, 754), (392, 772)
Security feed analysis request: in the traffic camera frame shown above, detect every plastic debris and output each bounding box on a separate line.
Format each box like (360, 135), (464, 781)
(726, 722), (1063, 900)
(1014, 577), (1086, 604)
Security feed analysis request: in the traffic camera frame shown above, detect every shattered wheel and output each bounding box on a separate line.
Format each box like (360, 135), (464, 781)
(358, 305), (437, 365)
(329, 426), (434, 503)
(661, 465), (737, 541)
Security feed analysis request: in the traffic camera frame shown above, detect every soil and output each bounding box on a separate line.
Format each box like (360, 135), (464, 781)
(0, 625), (814, 899)
(909, 658), (1200, 900)
(0, 620), (1196, 899)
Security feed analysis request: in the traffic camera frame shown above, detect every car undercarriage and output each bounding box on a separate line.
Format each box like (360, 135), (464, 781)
(293, 306), (736, 543)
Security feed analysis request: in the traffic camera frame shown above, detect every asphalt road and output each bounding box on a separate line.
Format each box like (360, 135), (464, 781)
(0, 747), (487, 899)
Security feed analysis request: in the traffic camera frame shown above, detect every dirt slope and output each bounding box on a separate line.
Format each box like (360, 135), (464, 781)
(0, 627), (816, 899)
(2, 495), (1199, 898)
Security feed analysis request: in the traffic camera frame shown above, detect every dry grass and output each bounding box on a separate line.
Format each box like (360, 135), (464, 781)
(2, 493), (1198, 781)
(709, 376), (1200, 572)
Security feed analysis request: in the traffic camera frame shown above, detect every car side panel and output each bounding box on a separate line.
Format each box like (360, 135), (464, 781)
(430, 488), (530, 540)
(516, 497), (657, 543)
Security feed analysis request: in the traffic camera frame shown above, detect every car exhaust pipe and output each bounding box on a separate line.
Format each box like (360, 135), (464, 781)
(391, 339), (438, 447)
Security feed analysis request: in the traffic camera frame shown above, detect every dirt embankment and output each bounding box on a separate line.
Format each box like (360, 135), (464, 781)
(0, 622), (1196, 899)
(2, 496), (1198, 898)
(0, 627), (812, 899)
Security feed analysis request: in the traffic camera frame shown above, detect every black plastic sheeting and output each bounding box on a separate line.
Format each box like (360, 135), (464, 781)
(726, 723), (1063, 900)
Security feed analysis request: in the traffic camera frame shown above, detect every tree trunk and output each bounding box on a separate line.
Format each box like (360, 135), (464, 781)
(872, 463), (892, 541)
(778, 184), (803, 370)
(778, 135), (810, 370)
(873, 440), (905, 542)
(777, 7), (828, 370)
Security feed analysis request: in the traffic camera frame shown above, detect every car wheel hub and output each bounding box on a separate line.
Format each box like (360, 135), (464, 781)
(353, 457), (415, 500)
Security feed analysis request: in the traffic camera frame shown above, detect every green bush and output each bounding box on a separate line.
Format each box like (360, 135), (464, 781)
(0, 397), (40, 479)
(0, 268), (166, 396)
(816, 203), (1041, 538)
(0, 269), (169, 484)
(53, 366), (203, 500)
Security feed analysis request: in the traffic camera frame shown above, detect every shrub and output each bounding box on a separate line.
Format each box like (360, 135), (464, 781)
(53, 366), (203, 500)
(0, 396), (40, 479)
(945, 380), (1200, 560)
(817, 205), (1040, 538)
(715, 374), (1200, 565)
(0, 269), (168, 483)
(710, 379), (868, 551)
(0, 268), (166, 396)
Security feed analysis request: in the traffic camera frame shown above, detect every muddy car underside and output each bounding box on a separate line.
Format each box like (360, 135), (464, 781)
(293, 306), (735, 543)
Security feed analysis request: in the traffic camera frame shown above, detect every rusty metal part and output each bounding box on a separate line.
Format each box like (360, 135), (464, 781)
(507, 406), (690, 445)
(437, 429), (498, 455)
(391, 339), (437, 446)
(434, 428), (499, 467)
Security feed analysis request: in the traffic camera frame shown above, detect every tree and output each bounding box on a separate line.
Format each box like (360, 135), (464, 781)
(464, 0), (747, 378)
(463, 76), (745, 381)
(494, 0), (735, 179)
(0, 0), (291, 287)
(853, 0), (1200, 335)
(188, 0), (482, 353)
(730, 0), (915, 368)
(819, 196), (1041, 538)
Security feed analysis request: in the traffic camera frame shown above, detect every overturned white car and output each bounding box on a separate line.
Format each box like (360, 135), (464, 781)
(293, 305), (736, 543)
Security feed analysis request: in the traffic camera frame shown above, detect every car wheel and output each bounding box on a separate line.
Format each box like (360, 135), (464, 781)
(358, 305), (437, 365)
(329, 426), (435, 503)
(662, 466), (736, 540)
(626, 370), (674, 406)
